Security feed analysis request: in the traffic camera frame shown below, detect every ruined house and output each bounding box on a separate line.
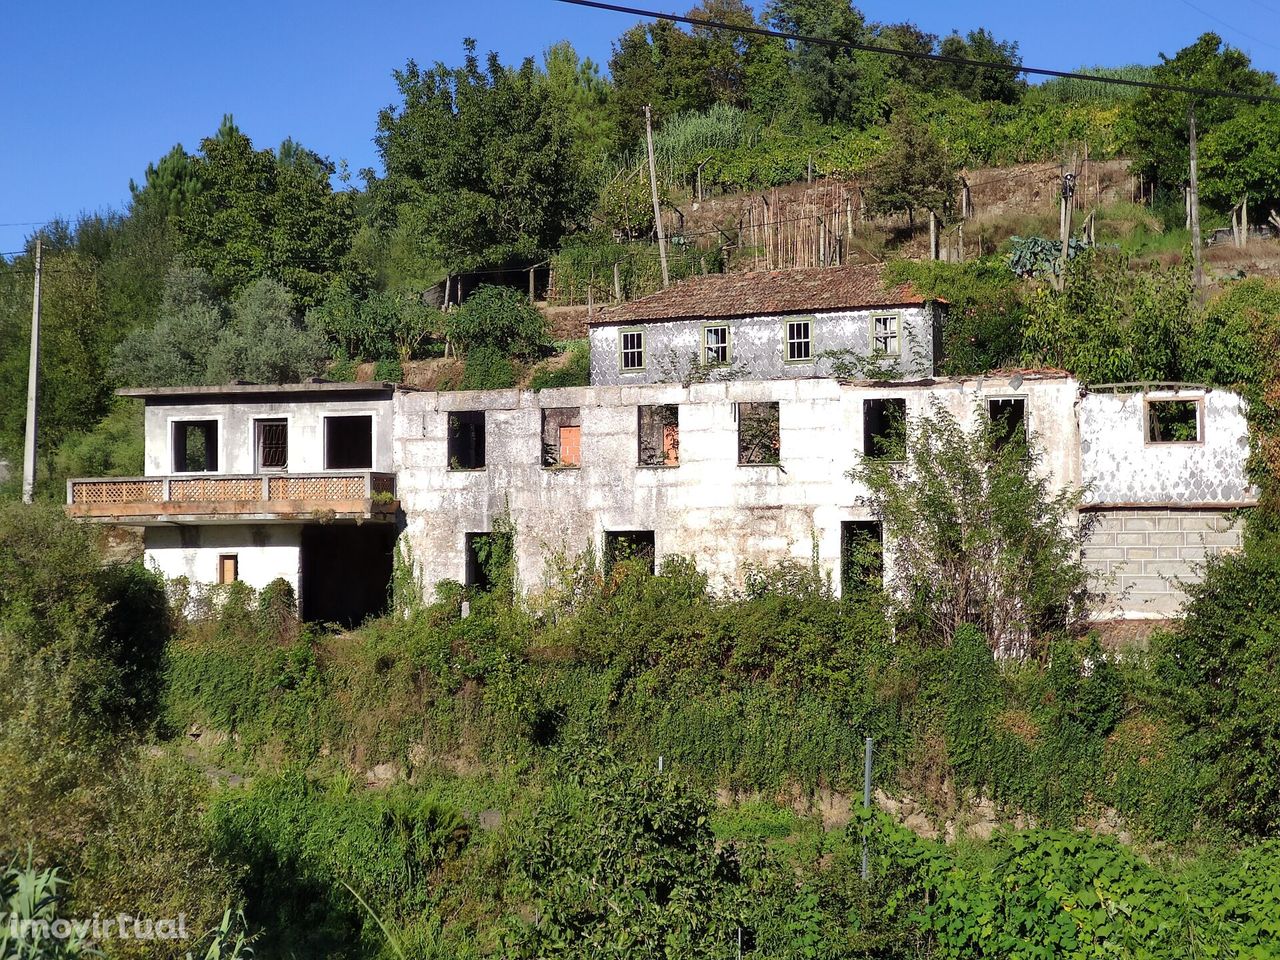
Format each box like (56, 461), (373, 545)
(66, 266), (1255, 624)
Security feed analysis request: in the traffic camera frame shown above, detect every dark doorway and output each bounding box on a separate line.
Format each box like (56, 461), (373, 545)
(448, 412), (486, 470)
(324, 416), (373, 469)
(841, 520), (883, 595)
(300, 524), (395, 626)
(465, 531), (514, 593)
(604, 530), (656, 574)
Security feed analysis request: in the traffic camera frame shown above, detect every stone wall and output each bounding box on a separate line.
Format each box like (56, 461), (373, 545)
(1082, 508), (1245, 619)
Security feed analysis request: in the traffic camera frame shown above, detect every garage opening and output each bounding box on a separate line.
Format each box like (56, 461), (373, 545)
(987, 397), (1026, 452)
(638, 405), (679, 466)
(863, 398), (906, 460)
(841, 520), (883, 595)
(604, 530), (656, 574)
(448, 411), (486, 470)
(300, 524), (395, 626)
(465, 530), (515, 593)
(324, 415), (373, 469)
(173, 420), (218, 472)
(541, 407), (582, 468)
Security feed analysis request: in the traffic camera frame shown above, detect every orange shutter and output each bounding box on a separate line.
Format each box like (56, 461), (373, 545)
(663, 423), (679, 465)
(559, 425), (581, 466)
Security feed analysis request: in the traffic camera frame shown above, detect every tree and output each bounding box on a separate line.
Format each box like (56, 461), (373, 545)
(608, 20), (717, 141)
(862, 107), (958, 228)
(852, 400), (1093, 652)
(935, 28), (1025, 104)
(1199, 103), (1280, 214)
(542, 42), (620, 167)
(444, 284), (549, 360)
(308, 282), (439, 364)
(374, 41), (590, 274)
(1130, 33), (1277, 193)
(129, 143), (203, 221)
(111, 266), (326, 386)
(179, 119), (360, 307)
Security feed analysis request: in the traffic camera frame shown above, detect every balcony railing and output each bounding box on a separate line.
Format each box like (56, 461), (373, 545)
(66, 472), (398, 523)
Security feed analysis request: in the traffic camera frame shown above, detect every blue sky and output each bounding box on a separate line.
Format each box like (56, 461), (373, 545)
(3, 0), (1278, 254)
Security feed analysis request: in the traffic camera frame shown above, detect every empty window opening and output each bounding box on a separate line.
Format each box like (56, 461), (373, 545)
(620, 330), (646, 371)
(704, 325), (730, 365)
(872, 315), (900, 355)
(217, 554), (239, 585)
(638, 405), (680, 466)
(786, 319), (812, 362)
(465, 531), (515, 593)
(987, 398), (1027, 452)
(841, 521), (883, 595)
(447, 411), (486, 470)
(173, 420), (218, 473)
(604, 530), (656, 574)
(324, 415), (373, 469)
(541, 407), (582, 467)
(863, 398), (906, 460)
(738, 401), (781, 465)
(1147, 399), (1202, 443)
(255, 419), (288, 471)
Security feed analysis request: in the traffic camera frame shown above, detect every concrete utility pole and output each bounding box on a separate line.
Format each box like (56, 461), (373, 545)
(644, 104), (670, 288)
(22, 239), (42, 504)
(1188, 102), (1204, 290)
(1058, 166), (1077, 290)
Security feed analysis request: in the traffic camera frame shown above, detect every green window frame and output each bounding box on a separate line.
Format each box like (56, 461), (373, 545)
(703, 324), (731, 366)
(871, 314), (901, 356)
(619, 329), (646, 372)
(785, 318), (813, 363)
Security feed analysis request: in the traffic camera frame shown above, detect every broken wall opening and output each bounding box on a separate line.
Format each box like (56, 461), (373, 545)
(604, 530), (655, 574)
(448, 411), (486, 470)
(987, 397), (1026, 451)
(638, 405), (680, 466)
(737, 401), (780, 465)
(465, 530), (515, 593)
(541, 407), (582, 467)
(173, 420), (218, 472)
(863, 398), (906, 459)
(841, 520), (883, 595)
(300, 524), (395, 626)
(324, 415), (373, 469)
(1146, 398), (1202, 443)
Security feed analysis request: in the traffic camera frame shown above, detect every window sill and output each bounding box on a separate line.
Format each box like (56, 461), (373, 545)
(637, 463), (680, 470)
(737, 461), (782, 468)
(448, 466), (488, 473)
(542, 465), (581, 471)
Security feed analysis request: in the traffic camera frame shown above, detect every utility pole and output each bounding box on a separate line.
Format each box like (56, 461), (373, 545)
(1058, 166), (1077, 291)
(22, 239), (42, 504)
(1188, 102), (1204, 291)
(861, 736), (873, 880)
(644, 105), (670, 288)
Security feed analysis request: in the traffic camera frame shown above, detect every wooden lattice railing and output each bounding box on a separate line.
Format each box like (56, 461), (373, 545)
(68, 472), (396, 507)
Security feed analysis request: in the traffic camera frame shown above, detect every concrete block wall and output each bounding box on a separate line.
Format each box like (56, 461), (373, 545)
(1082, 509), (1244, 618)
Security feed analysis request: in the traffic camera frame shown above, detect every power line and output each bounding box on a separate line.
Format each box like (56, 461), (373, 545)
(553, 0), (1280, 105)
(1173, 0), (1280, 53)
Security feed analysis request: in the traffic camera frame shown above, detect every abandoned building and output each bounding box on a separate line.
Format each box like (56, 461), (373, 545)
(66, 368), (1253, 624)
(587, 264), (945, 385)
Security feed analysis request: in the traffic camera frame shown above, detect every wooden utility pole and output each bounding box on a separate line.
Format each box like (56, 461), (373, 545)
(1188, 102), (1203, 290)
(1058, 164), (1076, 290)
(644, 105), (670, 287)
(22, 239), (42, 504)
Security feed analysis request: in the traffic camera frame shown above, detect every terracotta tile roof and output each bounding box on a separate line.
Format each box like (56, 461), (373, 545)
(590, 264), (929, 326)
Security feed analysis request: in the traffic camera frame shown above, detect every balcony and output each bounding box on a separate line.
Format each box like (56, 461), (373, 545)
(65, 472), (399, 525)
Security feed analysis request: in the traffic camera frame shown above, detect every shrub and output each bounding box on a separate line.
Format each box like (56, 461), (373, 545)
(528, 341), (590, 390)
(445, 285), (549, 360)
(460, 345), (518, 391)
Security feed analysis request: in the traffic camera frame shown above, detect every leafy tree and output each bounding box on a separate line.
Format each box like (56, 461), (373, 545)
(765, 0), (884, 127)
(862, 107), (957, 228)
(853, 400), (1093, 652)
(935, 28), (1025, 104)
(309, 281), (439, 363)
(444, 284), (550, 359)
(511, 745), (742, 958)
(374, 41), (589, 273)
(608, 20), (717, 141)
(1130, 33), (1277, 193)
(206, 278), (328, 384)
(112, 267), (326, 386)
(179, 119), (360, 307)
(1199, 102), (1280, 214)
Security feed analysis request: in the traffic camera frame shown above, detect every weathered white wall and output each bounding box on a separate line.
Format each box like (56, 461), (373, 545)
(144, 524), (302, 593)
(394, 374), (1078, 597)
(142, 398), (395, 476)
(589, 305), (938, 386)
(1079, 389), (1254, 506)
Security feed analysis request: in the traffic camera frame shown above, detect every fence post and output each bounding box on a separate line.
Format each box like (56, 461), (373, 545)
(861, 736), (873, 880)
